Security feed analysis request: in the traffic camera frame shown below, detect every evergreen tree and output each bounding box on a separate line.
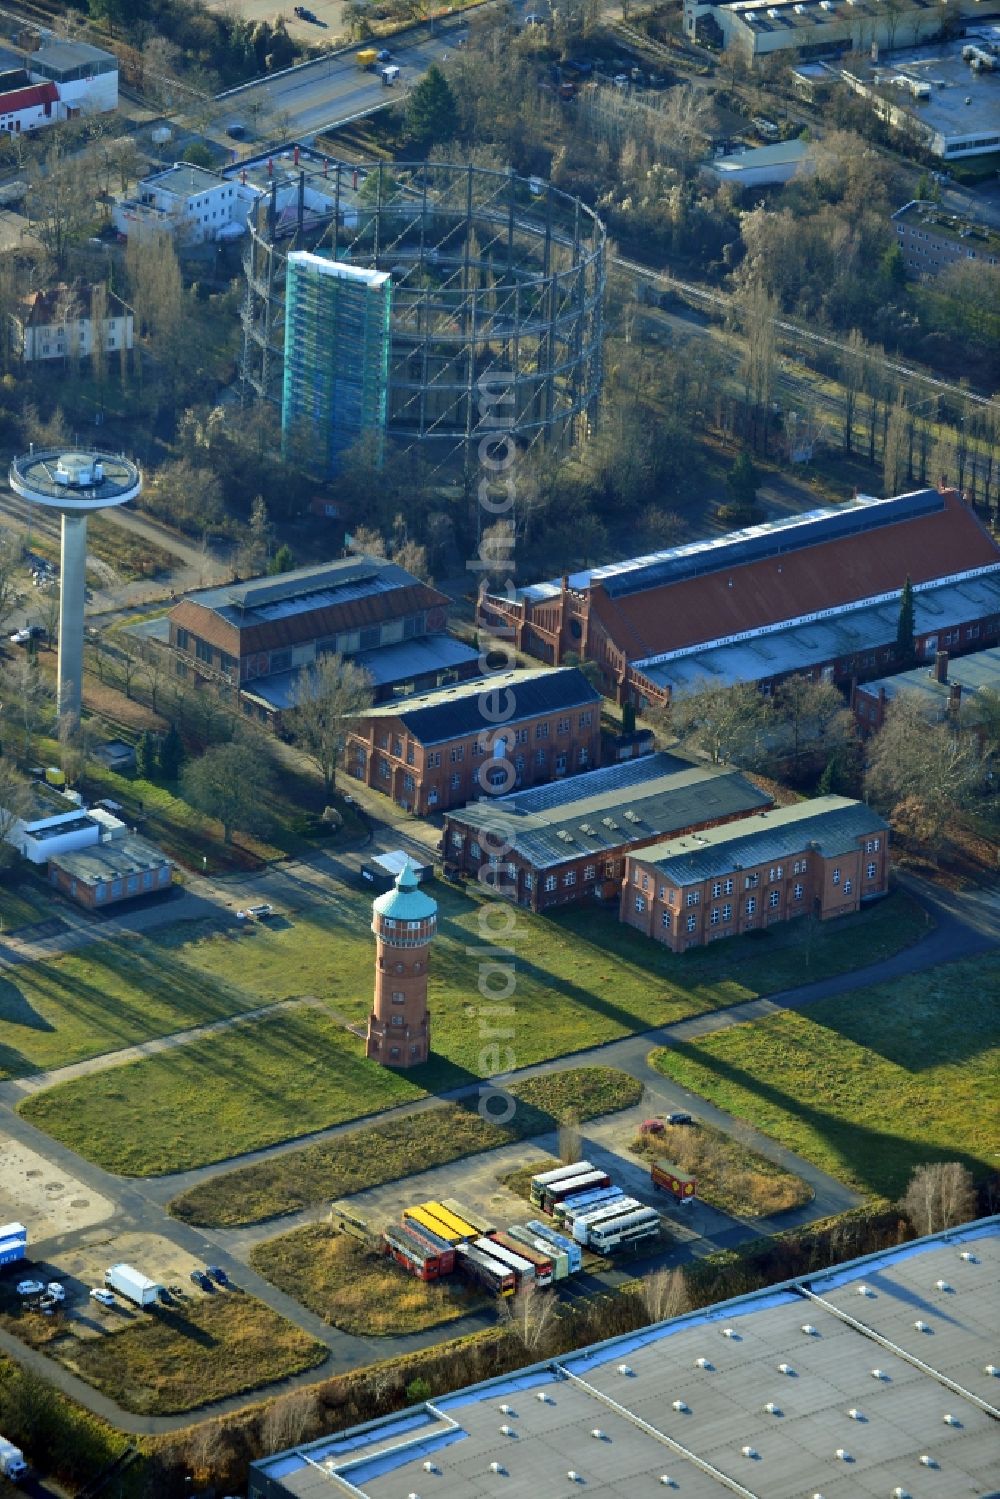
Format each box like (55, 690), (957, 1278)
(268, 543), (295, 575)
(895, 575), (917, 667)
(158, 724), (184, 781)
(136, 729), (158, 781)
(725, 451), (760, 518)
(406, 65), (457, 150)
(621, 701), (636, 735)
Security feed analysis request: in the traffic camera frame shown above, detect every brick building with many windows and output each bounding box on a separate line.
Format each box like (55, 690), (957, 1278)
(442, 753), (772, 910)
(159, 557), (479, 726)
(621, 797), (889, 952)
(346, 667), (602, 815)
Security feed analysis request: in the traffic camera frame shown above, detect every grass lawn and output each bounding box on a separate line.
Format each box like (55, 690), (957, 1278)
(19, 1008), (432, 1175)
(0, 881), (48, 934)
(0, 937), (261, 1081)
(629, 1120), (811, 1218)
(648, 955), (1000, 1198)
(170, 1067), (643, 1227)
(249, 1226), (488, 1336)
(151, 883), (931, 1074)
(64, 1293), (327, 1416)
(18, 880), (930, 1171)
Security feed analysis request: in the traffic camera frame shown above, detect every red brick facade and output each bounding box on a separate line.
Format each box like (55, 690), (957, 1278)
(366, 883), (436, 1069)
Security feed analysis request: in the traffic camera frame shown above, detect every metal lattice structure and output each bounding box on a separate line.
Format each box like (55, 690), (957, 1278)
(241, 157), (606, 467)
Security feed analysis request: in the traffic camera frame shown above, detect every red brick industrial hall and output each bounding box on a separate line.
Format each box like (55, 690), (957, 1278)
(479, 486), (1000, 707)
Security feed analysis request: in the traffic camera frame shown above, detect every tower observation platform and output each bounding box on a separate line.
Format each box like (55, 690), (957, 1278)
(9, 449), (142, 721)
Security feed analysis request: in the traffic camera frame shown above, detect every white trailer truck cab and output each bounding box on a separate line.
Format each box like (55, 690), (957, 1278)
(0, 1435), (28, 1482)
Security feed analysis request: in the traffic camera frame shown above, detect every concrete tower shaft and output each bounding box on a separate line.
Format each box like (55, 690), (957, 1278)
(8, 449), (142, 721)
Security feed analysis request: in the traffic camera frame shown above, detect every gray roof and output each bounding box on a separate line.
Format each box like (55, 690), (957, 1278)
(181, 557), (426, 629)
(362, 667), (601, 746)
(635, 569), (1000, 698)
(48, 832), (171, 885)
(249, 1220), (1000, 1499)
(31, 39), (116, 68)
(143, 163), (227, 198)
(636, 796), (888, 886)
(446, 755), (771, 870)
(242, 635), (481, 712)
(707, 139), (811, 170)
(857, 646), (1000, 721)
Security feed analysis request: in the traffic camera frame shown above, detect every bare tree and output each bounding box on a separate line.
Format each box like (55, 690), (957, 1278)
(27, 139), (94, 268)
(0, 538), (23, 637)
(287, 655), (373, 797)
(739, 280), (778, 454)
(0, 761), (35, 870)
(558, 1115), (582, 1165)
(772, 675), (855, 778)
(641, 1265), (690, 1324)
(260, 1390), (321, 1454)
(501, 1280), (560, 1354)
(393, 539), (432, 583)
(883, 390), (909, 498)
(901, 1161), (977, 1236)
(346, 525), (388, 559)
(670, 681), (770, 769)
(865, 696), (981, 855)
(4, 655), (52, 759)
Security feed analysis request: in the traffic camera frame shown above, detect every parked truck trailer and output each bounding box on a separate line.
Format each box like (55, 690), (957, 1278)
(104, 1263), (163, 1306)
(0, 1435), (27, 1482)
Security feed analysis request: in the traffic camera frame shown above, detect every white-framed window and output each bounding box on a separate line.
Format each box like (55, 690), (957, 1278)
(584, 865), (596, 881)
(661, 911), (670, 929)
(635, 895), (646, 913)
(769, 890), (780, 908)
(710, 908), (720, 926)
(507, 862), (517, 880)
(832, 868), (841, 885)
(768, 865), (783, 881)
(470, 841), (480, 860)
(686, 914), (697, 932)
(686, 891), (700, 907)
(746, 896), (757, 915)
(391, 991), (405, 1004)
(724, 878), (734, 895)
(843, 879), (853, 895)
(544, 875), (558, 892)
(642, 875), (649, 891)
(866, 838), (881, 853)
(799, 860), (808, 874)
(745, 873), (759, 889)
(866, 862), (877, 879)
(451, 832), (464, 849)
(524, 872), (534, 890)
(722, 903), (732, 920)
(450, 772), (461, 789)
(712, 882), (722, 898)
(564, 870), (577, 887)
(793, 883), (804, 900)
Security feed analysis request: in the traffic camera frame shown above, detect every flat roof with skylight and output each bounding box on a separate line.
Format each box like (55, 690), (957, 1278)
(249, 1219), (1000, 1498)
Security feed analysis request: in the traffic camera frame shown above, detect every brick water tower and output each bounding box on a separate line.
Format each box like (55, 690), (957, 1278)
(366, 858), (436, 1068)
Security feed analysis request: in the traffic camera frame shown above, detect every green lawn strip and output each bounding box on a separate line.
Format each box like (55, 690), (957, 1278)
(249, 1225), (488, 1336)
(629, 1120), (812, 1218)
(155, 883), (931, 1072)
(19, 1008), (435, 1175)
(63, 1294), (327, 1416)
(0, 882), (48, 934)
(648, 955), (1000, 1198)
(0, 936), (259, 1081)
(170, 1067), (643, 1227)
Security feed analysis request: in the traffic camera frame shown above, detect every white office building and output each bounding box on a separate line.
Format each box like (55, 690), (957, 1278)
(112, 162), (262, 244)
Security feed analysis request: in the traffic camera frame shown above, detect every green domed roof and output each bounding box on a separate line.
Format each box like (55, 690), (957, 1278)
(373, 858), (438, 922)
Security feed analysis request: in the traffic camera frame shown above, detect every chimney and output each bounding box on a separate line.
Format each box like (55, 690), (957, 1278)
(935, 650), (948, 684)
(949, 682), (962, 715)
(561, 574), (569, 592)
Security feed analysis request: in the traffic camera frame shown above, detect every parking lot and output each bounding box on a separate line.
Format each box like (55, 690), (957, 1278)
(0, 1139), (113, 1241)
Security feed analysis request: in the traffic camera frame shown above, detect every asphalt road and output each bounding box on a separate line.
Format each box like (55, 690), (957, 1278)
(222, 13), (473, 139)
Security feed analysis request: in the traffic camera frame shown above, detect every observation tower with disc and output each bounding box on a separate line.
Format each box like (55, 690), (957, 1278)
(8, 449), (142, 721)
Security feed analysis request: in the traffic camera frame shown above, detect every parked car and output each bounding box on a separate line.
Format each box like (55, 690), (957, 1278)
(16, 1280), (44, 1298)
(225, 122), (247, 139)
(90, 1287), (116, 1306)
(206, 1265), (229, 1286)
(46, 1282), (66, 1302)
(665, 1111), (693, 1126)
(376, 48), (392, 61)
(237, 903), (274, 921)
(190, 1269), (213, 1291)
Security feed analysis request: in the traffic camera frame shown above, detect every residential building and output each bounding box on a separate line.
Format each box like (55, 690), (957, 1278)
(249, 1221), (1000, 1499)
(853, 644), (1000, 738)
(481, 486), (1000, 706)
(683, 0), (982, 62)
(111, 163), (261, 243)
(142, 557), (479, 728)
(47, 830), (173, 910)
(281, 252), (393, 476)
(0, 39), (116, 135)
(346, 667), (603, 815)
(621, 796), (889, 951)
(11, 281), (133, 364)
(700, 138), (814, 189)
(892, 200), (1000, 279)
(366, 858), (436, 1068)
(443, 753), (772, 911)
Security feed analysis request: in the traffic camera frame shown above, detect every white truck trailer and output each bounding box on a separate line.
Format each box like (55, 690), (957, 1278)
(0, 1435), (28, 1482)
(104, 1263), (163, 1307)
